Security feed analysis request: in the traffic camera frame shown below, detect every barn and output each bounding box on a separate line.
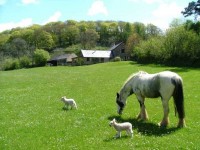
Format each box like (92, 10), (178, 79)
(47, 53), (77, 66)
(80, 42), (130, 65)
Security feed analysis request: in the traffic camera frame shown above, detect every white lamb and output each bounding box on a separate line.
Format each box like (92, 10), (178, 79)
(61, 96), (77, 110)
(109, 118), (133, 138)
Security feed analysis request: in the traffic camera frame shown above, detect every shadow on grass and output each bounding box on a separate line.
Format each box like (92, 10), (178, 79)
(103, 135), (131, 142)
(107, 115), (180, 137)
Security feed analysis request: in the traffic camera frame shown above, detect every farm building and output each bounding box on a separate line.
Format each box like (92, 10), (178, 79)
(47, 53), (77, 66)
(80, 42), (130, 65)
(81, 50), (111, 65)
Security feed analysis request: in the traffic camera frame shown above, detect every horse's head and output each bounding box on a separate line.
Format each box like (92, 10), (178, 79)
(116, 93), (125, 115)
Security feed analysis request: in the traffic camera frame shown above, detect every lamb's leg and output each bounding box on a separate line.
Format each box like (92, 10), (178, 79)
(115, 131), (121, 138)
(66, 104), (69, 110)
(127, 129), (133, 138)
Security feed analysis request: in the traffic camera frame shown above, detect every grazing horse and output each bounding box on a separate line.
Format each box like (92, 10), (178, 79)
(116, 71), (185, 128)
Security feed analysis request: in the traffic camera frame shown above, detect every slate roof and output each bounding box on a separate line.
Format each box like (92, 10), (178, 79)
(81, 50), (111, 58)
(48, 53), (77, 62)
(109, 42), (123, 51)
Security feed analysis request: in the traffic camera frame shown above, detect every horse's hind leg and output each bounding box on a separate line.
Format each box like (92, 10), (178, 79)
(159, 99), (170, 127)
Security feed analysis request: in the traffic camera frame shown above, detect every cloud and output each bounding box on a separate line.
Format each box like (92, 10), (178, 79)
(128, 0), (162, 4)
(152, 2), (182, 18)
(87, 0), (108, 16)
(149, 2), (183, 30)
(21, 0), (38, 5)
(43, 11), (62, 25)
(0, 18), (33, 32)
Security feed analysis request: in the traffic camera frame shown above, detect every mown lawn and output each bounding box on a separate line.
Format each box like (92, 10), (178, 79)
(0, 61), (199, 149)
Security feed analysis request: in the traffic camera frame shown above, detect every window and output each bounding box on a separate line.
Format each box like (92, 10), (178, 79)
(121, 48), (125, 53)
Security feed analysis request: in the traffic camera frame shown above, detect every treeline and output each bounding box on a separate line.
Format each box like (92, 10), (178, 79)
(133, 20), (200, 66)
(0, 20), (162, 70)
(0, 19), (200, 70)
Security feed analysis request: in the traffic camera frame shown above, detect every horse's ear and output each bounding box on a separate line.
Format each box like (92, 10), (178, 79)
(116, 93), (120, 98)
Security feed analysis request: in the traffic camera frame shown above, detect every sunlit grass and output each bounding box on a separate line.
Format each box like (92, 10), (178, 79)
(0, 62), (199, 149)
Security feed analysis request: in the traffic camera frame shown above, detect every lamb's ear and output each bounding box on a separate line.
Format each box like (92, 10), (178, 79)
(113, 118), (116, 122)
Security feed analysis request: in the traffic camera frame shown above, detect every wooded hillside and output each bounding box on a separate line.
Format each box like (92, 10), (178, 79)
(0, 19), (200, 70)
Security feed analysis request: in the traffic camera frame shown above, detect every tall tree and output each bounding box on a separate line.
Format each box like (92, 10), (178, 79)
(146, 24), (162, 38)
(34, 30), (55, 51)
(133, 22), (146, 40)
(11, 38), (28, 59)
(182, 0), (200, 19)
(80, 29), (99, 49)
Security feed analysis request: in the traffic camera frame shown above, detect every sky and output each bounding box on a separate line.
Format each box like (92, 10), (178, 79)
(0, 0), (192, 32)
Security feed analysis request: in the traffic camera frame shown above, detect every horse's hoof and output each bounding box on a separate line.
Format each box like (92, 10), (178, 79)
(158, 122), (167, 128)
(177, 123), (186, 128)
(177, 119), (186, 128)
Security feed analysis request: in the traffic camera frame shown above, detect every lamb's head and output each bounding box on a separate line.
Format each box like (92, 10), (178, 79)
(109, 118), (116, 127)
(60, 96), (66, 102)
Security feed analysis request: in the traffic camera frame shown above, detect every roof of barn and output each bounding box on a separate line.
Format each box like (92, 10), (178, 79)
(81, 50), (111, 58)
(48, 53), (77, 62)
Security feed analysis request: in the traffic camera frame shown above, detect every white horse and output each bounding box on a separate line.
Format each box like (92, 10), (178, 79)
(116, 71), (185, 128)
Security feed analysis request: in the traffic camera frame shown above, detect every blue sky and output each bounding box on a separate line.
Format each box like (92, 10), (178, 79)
(0, 0), (192, 32)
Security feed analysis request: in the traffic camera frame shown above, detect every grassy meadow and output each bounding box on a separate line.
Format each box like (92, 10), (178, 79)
(0, 61), (200, 149)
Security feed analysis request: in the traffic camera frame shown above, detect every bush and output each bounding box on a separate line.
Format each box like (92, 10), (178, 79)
(3, 59), (20, 71)
(34, 49), (50, 67)
(134, 37), (165, 63)
(20, 56), (31, 68)
(113, 57), (121, 62)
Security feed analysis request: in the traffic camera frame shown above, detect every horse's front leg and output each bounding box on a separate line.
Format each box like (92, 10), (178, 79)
(158, 99), (169, 127)
(136, 95), (149, 121)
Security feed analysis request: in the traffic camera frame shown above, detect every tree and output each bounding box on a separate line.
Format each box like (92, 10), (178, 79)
(146, 24), (162, 39)
(34, 30), (55, 51)
(80, 29), (99, 49)
(182, 0), (200, 19)
(60, 25), (79, 47)
(125, 33), (141, 56)
(11, 38), (28, 59)
(33, 49), (50, 66)
(184, 20), (200, 34)
(133, 22), (146, 39)
(164, 26), (200, 64)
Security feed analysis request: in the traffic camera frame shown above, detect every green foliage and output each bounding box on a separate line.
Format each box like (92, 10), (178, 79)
(80, 29), (99, 49)
(3, 58), (20, 70)
(1, 56), (31, 70)
(34, 31), (55, 51)
(134, 25), (200, 66)
(0, 20), (200, 67)
(20, 56), (31, 68)
(113, 56), (121, 62)
(182, 0), (200, 19)
(33, 49), (50, 67)
(135, 37), (165, 63)
(0, 62), (200, 149)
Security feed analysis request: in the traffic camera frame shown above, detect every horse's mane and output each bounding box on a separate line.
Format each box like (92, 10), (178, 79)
(120, 71), (148, 92)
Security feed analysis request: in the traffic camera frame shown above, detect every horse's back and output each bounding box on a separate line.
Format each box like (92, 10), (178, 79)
(158, 71), (182, 99)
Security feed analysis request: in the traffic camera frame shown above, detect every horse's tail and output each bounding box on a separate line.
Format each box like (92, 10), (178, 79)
(171, 77), (185, 119)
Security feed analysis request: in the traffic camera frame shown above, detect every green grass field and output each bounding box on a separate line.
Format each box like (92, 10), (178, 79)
(0, 61), (200, 149)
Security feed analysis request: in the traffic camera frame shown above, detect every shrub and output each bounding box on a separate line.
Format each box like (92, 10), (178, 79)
(3, 59), (20, 71)
(34, 49), (50, 67)
(20, 56), (31, 68)
(114, 57), (121, 62)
